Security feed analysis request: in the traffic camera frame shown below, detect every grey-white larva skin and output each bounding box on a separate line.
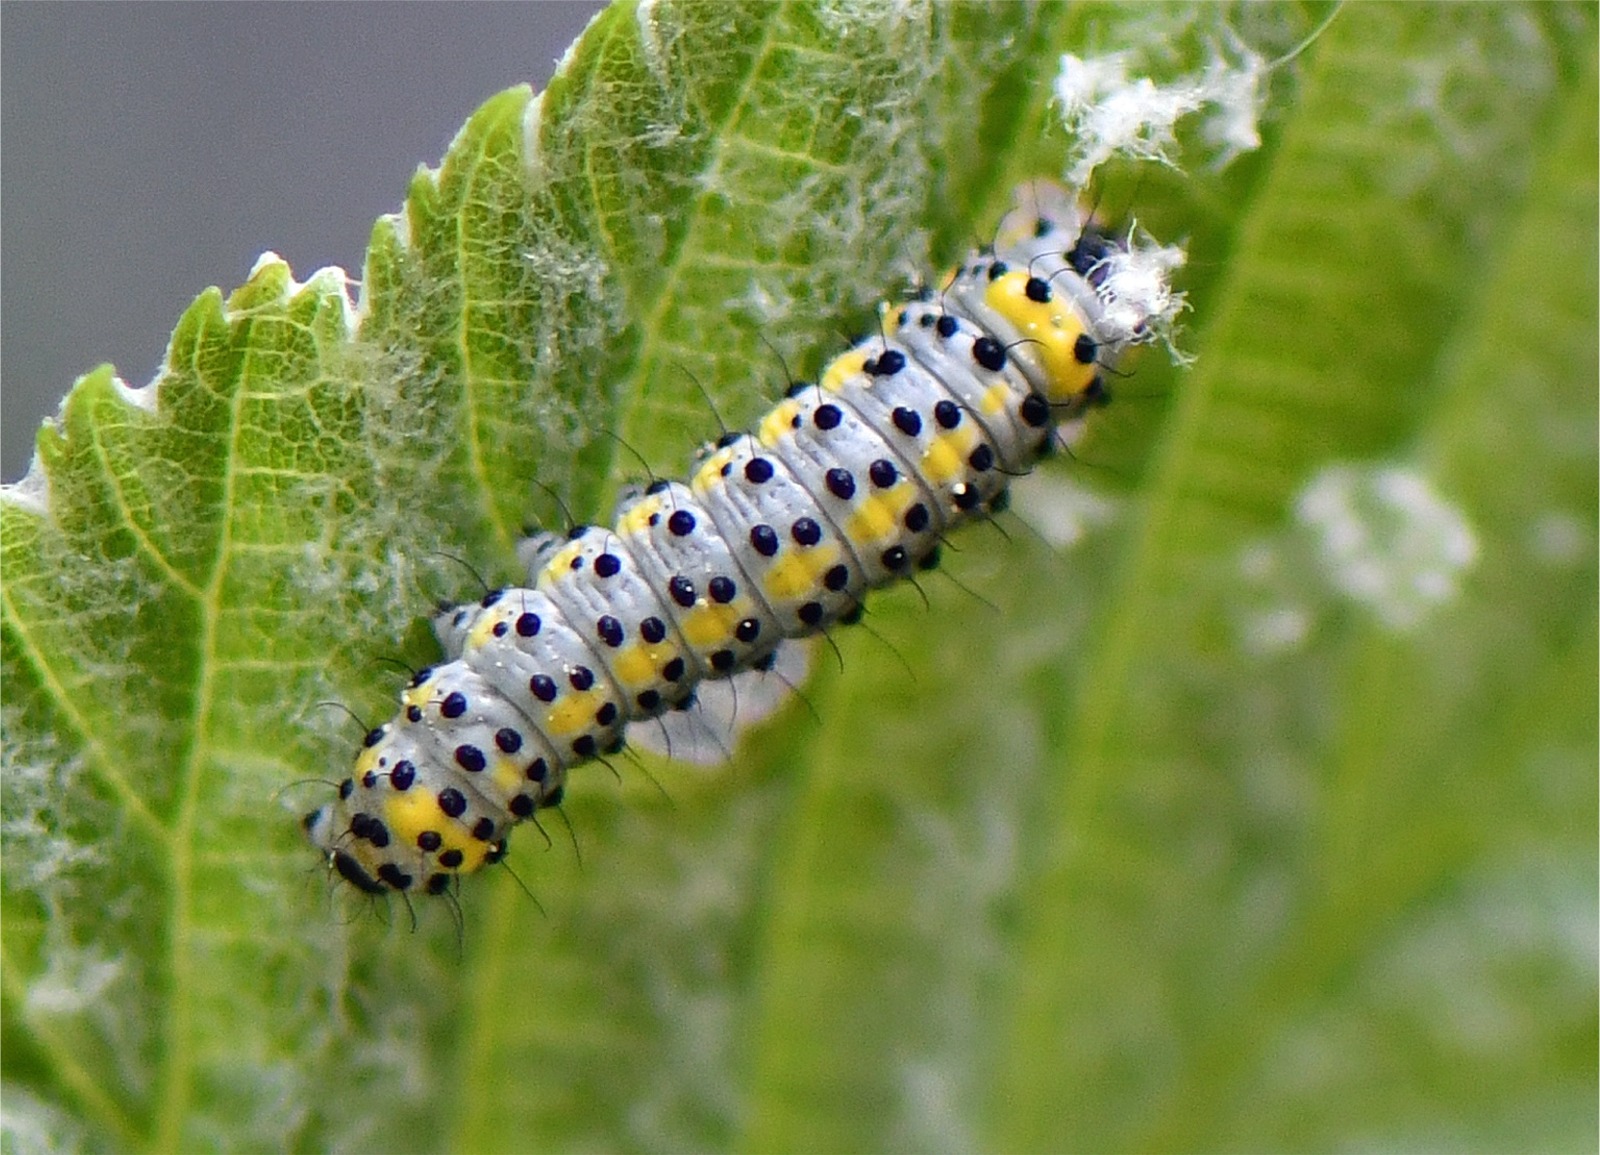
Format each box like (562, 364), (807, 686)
(304, 181), (1165, 897)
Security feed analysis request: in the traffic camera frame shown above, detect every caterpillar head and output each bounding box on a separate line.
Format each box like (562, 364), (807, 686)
(979, 180), (1184, 412)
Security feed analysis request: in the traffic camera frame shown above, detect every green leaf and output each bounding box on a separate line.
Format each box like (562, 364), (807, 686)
(3, 3), (1593, 1151)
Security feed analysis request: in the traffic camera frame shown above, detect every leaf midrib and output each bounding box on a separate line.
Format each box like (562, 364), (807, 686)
(616, 0), (798, 451)
(154, 305), (258, 1153)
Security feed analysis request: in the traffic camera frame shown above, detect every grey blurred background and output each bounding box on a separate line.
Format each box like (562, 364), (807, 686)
(2, 1), (608, 482)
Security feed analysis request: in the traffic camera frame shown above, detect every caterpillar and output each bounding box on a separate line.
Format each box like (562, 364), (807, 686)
(303, 181), (1178, 897)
